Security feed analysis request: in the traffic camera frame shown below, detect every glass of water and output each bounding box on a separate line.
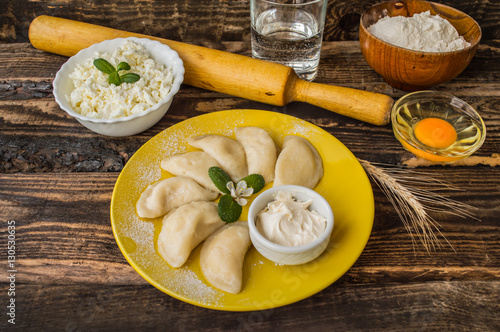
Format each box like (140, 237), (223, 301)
(250, 0), (327, 81)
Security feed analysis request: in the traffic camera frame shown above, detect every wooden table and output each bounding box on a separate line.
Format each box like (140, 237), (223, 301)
(1, 1), (499, 330)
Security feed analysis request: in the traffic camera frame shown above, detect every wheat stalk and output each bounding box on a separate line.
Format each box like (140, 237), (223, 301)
(359, 159), (478, 252)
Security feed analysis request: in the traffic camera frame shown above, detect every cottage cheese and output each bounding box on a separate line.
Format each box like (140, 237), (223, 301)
(368, 11), (471, 52)
(67, 41), (174, 119)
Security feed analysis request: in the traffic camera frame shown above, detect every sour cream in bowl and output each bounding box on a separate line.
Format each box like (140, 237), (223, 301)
(248, 185), (334, 265)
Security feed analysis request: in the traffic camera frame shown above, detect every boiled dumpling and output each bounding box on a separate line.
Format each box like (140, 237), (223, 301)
(188, 134), (248, 181)
(200, 221), (251, 294)
(136, 176), (218, 218)
(161, 151), (221, 193)
(157, 201), (224, 268)
(234, 127), (277, 184)
(273, 135), (323, 189)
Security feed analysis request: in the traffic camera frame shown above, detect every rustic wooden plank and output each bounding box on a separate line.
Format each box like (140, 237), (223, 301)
(1, 171), (498, 286)
(0, 2), (498, 329)
(1, 92), (499, 172)
(319, 41), (500, 94)
(2, 0), (499, 44)
(0, 42), (499, 162)
(1, 41), (499, 93)
(9, 281), (500, 330)
(0, 173), (117, 222)
(0, 47), (499, 163)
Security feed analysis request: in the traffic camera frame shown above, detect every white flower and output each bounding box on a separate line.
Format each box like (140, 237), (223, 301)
(227, 180), (254, 206)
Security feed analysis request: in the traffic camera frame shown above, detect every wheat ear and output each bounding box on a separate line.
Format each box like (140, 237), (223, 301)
(359, 159), (478, 252)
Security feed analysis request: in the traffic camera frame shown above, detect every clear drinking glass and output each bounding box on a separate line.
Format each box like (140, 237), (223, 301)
(250, 0), (327, 81)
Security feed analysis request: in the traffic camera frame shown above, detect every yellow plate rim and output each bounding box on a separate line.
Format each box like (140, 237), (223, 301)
(110, 109), (374, 311)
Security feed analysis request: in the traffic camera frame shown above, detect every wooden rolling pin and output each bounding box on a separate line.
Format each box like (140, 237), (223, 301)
(29, 15), (393, 125)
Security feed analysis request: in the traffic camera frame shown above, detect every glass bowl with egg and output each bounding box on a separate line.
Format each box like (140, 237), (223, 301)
(359, 0), (481, 91)
(392, 90), (486, 163)
(247, 185), (334, 265)
(53, 37), (184, 136)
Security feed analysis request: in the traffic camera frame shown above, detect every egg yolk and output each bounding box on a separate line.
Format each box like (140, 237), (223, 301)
(414, 117), (457, 149)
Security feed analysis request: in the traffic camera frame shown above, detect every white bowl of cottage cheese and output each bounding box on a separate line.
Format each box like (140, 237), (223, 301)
(248, 185), (334, 265)
(53, 37), (184, 136)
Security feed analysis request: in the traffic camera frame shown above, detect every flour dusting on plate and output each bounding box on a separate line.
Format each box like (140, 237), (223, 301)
(110, 110), (374, 310)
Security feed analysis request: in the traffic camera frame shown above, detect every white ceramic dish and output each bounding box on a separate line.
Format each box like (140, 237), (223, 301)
(53, 37), (184, 137)
(248, 185), (334, 265)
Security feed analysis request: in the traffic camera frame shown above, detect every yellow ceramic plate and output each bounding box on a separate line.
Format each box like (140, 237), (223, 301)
(110, 110), (374, 311)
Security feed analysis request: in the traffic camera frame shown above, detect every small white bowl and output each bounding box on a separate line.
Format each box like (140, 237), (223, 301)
(248, 185), (334, 265)
(53, 37), (184, 136)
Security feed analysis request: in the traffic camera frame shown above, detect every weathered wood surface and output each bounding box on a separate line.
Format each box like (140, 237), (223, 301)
(12, 281), (499, 331)
(1, 0), (500, 44)
(1, 1), (500, 329)
(1, 39), (499, 330)
(1, 171), (499, 330)
(1, 41), (499, 172)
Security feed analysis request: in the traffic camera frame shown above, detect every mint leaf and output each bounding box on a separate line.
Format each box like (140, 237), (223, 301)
(108, 71), (122, 86)
(208, 167), (231, 194)
(93, 58), (116, 74)
(93, 58), (140, 86)
(120, 73), (141, 84)
(218, 194), (242, 223)
(116, 61), (131, 72)
(240, 174), (265, 194)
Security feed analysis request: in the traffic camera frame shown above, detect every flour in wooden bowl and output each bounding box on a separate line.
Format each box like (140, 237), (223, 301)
(368, 11), (470, 52)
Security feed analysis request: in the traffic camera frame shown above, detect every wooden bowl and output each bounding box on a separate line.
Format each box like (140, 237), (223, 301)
(359, 0), (481, 91)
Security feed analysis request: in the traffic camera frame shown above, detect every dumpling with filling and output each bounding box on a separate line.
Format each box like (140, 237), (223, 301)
(188, 134), (248, 181)
(161, 151), (221, 193)
(200, 221), (251, 294)
(273, 135), (323, 189)
(136, 176), (218, 218)
(234, 127), (277, 184)
(157, 201), (224, 268)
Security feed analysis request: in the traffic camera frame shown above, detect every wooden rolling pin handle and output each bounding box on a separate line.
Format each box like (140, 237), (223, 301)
(29, 15), (393, 126)
(291, 79), (394, 126)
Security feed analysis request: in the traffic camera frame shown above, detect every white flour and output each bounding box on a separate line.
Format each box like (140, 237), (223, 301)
(368, 11), (471, 52)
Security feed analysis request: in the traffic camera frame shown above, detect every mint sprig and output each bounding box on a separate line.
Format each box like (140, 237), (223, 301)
(208, 167), (232, 194)
(240, 174), (265, 193)
(218, 194), (242, 223)
(93, 58), (140, 86)
(208, 167), (265, 223)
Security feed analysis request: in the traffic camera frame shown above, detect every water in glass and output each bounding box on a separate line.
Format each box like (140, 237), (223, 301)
(251, 8), (323, 81)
